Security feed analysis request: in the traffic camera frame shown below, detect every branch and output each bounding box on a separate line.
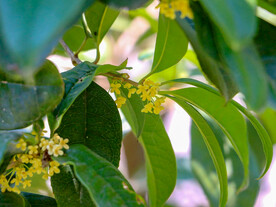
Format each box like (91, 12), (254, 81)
(59, 39), (82, 65)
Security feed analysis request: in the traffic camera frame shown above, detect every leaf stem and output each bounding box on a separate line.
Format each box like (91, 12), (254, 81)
(59, 39), (82, 65)
(93, 45), (101, 64)
(75, 37), (88, 57)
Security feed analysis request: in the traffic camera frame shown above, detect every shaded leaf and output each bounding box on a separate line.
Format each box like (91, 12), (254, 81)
(21, 192), (57, 207)
(259, 108), (276, 144)
(191, 2), (267, 110)
(258, 0), (276, 14)
(51, 165), (95, 207)
(0, 131), (23, 174)
(198, 0), (256, 50)
(160, 87), (249, 191)
(255, 19), (276, 109)
(55, 144), (145, 207)
(176, 17), (238, 101)
(120, 90), (176, 207)
(56, 81), (122, 167)
(48, 62), (97, 133)
(168, 97), (228, 207)
(0, 0), (95, 80)
(0, 60), (64, 130)
(0, 192), (29, 207)
(191, 120), (260, 207)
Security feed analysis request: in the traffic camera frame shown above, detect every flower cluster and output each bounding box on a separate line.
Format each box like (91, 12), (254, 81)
(157, 0), (193, 19)
(0, 133), (69, 194)
(110, 78), (166, 115)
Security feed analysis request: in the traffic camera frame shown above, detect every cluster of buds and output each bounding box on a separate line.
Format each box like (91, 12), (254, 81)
(110, 77), (166, 115)
(156, 0), (193, 19)
(0, 133), (69, 194)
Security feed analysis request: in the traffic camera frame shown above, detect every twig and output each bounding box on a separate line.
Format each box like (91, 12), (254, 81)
(104, 72), (139, 87)
(59, 39), (82, 65)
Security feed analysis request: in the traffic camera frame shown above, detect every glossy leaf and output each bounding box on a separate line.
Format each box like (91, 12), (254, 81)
(0, 0), (95, 80)
(148, 14), (188, 78)
(0, 131), (23, 173)
(161, 78), (273, 179)
(51, 165), (95, 207)
(0, 192), (29, 207)
(0, 60), (64, 130)
(191, 120), (260, 207)
(55, 144), (145, 207)
(85, 1), (119, 47)
(160, 87), (249, 190)
(99, 0), (148, 9)
(198, 0), (256, 50)
(48, 62), (97, 133)
(168, 97), (228, 207)
(21, 192), (57, 207)
(56, 81), (122, 167)
(177, 17), (238, 101)
(120, 91), (176, 207)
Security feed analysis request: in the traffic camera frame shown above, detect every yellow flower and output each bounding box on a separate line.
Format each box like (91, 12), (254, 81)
(157, 0), (193, 19)
(140, 92), (151, 101)
(39, 138), (49, 151)
(110, 83), (121, 94)
(11, 176), (21, 186)
(59, 138), (69, 150)
(46, 140), (55, 155)
(16, 138), (27, 151)
(49, 161), (60, 176)
(52, 145), (64, 157)
(28, 145), (38, 155)
(141, 102), (154, 113)
(123, 82), (132, 89)
(115, 96), (126, 108)
(153, 105), (165, 114)
(18, 154), (33, 163)
(128, 88), (136, 98)
(136, 84), (149, 95)
(52, 133), (61, 144)
(22, 180), (31, 188)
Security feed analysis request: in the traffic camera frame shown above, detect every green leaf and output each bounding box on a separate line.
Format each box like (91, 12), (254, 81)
(55, 144), (145, 207)
(161, 78), (273, 179)
(176, 17), (238, 101)
(21, 192), (57, 207)
(95, 59), (130, 75)
(0, 192), (29, 207)
(191, 120), (261, 207)
(51, 165), (95, 207)
(120, 90), (176, 207)
(99, 0), (148, 9)
(56, 81), (122, 167)
(159, 87), (249, 191)
(198, 0), (256, 50)
(48, 62), (97, 133)
(0, 0), (95, 80)
(191, 2), (267, 110)
(119, 88), (145, 137)
(0, 60), (64, 130)
(258, 0), (276, 14)
(0, 131), (23, 173)
(216, 34), (268, 111)
(255, 19), (276, 109)
(85, 1), (119, 47)
(54, 24), (97, 55)
(259, 108), (276, 144)
(147, 14), (188, 78)
(168, 97), (228, 207)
